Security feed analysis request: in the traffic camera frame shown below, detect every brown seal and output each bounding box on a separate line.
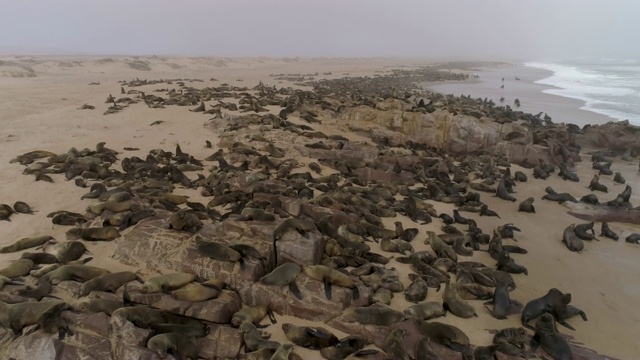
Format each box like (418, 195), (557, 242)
(518, 197), (535, 213)
(415, 319), (470, 353)
(495, 179), (516, 202)
(146, 332), (198, 359)
(196, 237), (245, 269)
(425, 231), (457, 262)
(282, 322), (338, 349)
(141, 272), (196, 293)
(383, 328), (410, 360)
(231, 305), (276, 328)
(303, 265), (359, 300)
(40, 265), (110, 285)
(562, 224), (584, 253)
(270, 344), (295, 360)
(0, 235), (54, 253)
(13, 201), (35, 214)
(443, 282), (477, 318)
(346, 303), (407, 326)
(259, 262), (302, 300)
(530, 313), (573, 360)
(0, 259), (35, 278)
(20, 252), (58, 264)
(168, 210), (203, 232)
(55, 241), (90, 263)
(170, 282), (220, 302)
(65, 227), (120, 241)
(240, 321), (281, 352)
(521, 288), (570, 329)
(0, 300), (66, 334)
(403, 301), (445, 320)
(80, 271), (141, 296)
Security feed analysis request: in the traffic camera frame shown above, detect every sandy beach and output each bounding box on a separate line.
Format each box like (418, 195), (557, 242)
(426, 64), (620, 127)
(0, 56), (638, 360)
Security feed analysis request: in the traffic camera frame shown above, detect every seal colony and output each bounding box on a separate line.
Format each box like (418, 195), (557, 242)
(0, 58), (638, 359)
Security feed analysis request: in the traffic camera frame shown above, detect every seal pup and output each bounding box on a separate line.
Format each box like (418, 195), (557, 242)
(55, 241), (89, 263)
(530, 313), (573, 360)
(240, 321), (281, 352)
(403, 302), (446, 321)
(496, 251), (528, 275)
(562, 224), (584, 253)
(480, 204), (500, 218)
(303, 265), (359, 300)
(484, 281), (521, 319)
(574, 222), (596, 241)
(0, 204), (14, 221)
(404, 273), (428, 303)
(613, 172), (626, 184)
(167, 210), (202, 233)
(231, 305), (277, 328)
(600, 221), (618, 240)
(588, 174), (608, 192)
(171, 282), (220, 302)
(13, 201), (35, 214)
(320, 335), (370, 360)
(518, 197), (535, 213)
(282, 323), (338, 349)
(259, 262), (302, 300)
(39, 264), (110, 285)
(20, 252), (58, 264)
(146, 332), (198, 359)
(425, 231), (457, 262)
(495, 179), (516, 202)
(580, 194), (599, 204)
(65, 227), (120, 241)
(626, 233), (640, 244)
(141, 272), (196, 293)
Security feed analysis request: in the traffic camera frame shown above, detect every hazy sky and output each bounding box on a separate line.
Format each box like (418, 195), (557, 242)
(1, 0), (638, 60)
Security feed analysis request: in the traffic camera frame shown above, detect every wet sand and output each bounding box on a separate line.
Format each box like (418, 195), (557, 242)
(0, 56), (638, 359)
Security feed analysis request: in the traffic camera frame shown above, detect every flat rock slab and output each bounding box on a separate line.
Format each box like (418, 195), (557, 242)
(112, 218), (275, 289)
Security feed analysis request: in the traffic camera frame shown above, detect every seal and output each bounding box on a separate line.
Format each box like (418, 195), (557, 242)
(23, 301), (71, 340)
(588, 174), (608, 192)
(171, 282), (220, 302)
(521, 288), (570, 329)
(542, 192), (578, 204)
(13, 201), (35, 214)
(562, 224), (584, 253)
(443, 282), (477, 318)
(580, 194), (599, 204)
(0, 259), (34, 278)
(346, 303), (407, 326)
(473, 345), (498, 360)
(0, 235), (54, 253)
(78, 298), (124, 315)
(65, 227), (120, 241)
(0, 204), (14, 221)
(496, 251), (528, 275)
(240, 321), (281, 352)
(141, 272), (196, 293)
(303, 265), (359, 300)
(415, 319), (470, 353)
(383, 328), (410, 360)
(240, 208), (276, 222)
(196, 237), (245, 269)
(146, 332), (198, 359)
(0, 275), (23, 290)
(493, 327), (527, 358)
(600, 221), (618, 240)
(404, 273), (428, 303)
(272, 218), (317, 241)
(518, 197), (535, 213)
(149, 322), (210, 337)
(259, 262), (302, 300)
(79, 271), (141, 296)
(20, 252), (59, 264)
(0, 300), (66, 334)
(626, 233), (640, 244)
(320, 335), (370, 360)
(55, 241), (90, 263)
(282, 322), (338, 349)
(495, 179), (516, 202)
(168, 210), (203, 233)
(425, 231), (457, 262)
(574, 222), (596, 241)
(40, 264), (110, 285)
(270, 344), (295, 360)
(415, 336), (439, 360)
(403, 301), (445, 321)
(480, 204), (500, 218)
(484, 281), (521, 319)
(16, 281), (54, 301)
(613, 172), (626, 184)
(530, 313), (573, 360)
(231, 305), (276, 328)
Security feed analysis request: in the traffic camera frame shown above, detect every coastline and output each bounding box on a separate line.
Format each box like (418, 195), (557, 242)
(425, 64), (620, 127)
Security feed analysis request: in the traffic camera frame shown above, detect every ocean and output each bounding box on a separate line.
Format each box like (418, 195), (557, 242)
(525, 60), (640, 125)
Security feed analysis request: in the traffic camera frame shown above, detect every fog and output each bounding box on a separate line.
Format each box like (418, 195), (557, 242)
(0, 0), (638, 60)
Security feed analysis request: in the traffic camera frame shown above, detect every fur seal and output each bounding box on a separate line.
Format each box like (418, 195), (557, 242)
(479, 204), (500, 218)
(383, 328), (410, 360)
(303, 265), (359, 300)
(168, 210), (203, 233)
(347, 303), (407, 326)
(588, 174), (608, 192)
(513, 171), (527, 182)
(0, 275), (23, 290)
(272, 218), (317, 241)
(496, 251), (528, 275)
(282, 323), (338, 349)
(147, 332), (198, 359)
(259, 262), (302, 300)
(415, 319), (470, 353)
(141, 272), (196, 293)
(0, 259), (34, 277)
(403, 301), (445, 320)
(149, 322), (210, 337)
(542, 192), (578, 203)
(0, 204), (14, 221)
(425, 231), (457, 262)
(13, 201), (35, 214)
(20, 252), (58, 264)
(580, 194), (599, 204)
(55, 241), (89, 263)
(415, 336), (439, 360)
(231, 305), (276, 328)
(613, 172), (626, 184)
(0, 300), (65, 334)
(518, 197), (535, 213)
(484, 281), (521, 319)
(562, 224), (584, 253)
(78, 299), (124, 315)
(240, 321), (281, 352)
(600, 221), (618, 240)
(320, 335), (370, 360)
(493, 327), (527, 357)
(65, 227), (120, 241)
(270, 344), (295, 360)
(495, 179), (516, 202)
(171, 282), (220, 302)
(574, 222), (596, 241)
(196, 237), (245, 268)
(530, 313), (573, 360)
(443, 282), (476, 318)
(404, 273), (428, 303)
(16, 281), (54, 301)
(521, 288), (570, 329)
(40, 264), (110, 285)
(240, 208), (276, 222)
(80, 271), (141, 296)
(626, 233), (640, 244)
(0, 235), (54, 253)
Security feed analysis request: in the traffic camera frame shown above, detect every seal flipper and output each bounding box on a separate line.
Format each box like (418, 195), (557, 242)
(255, 323), (269, 329)
(288, 282), (303, 300)
(351, 286), (359, 300)
(323, 277), (332, 300)
(557, 319), (576, 331)
(123, 285), (133, 306)
(238, 257), (245, 270)
(529, 334), (540, 352)
(267, 309), (277, 324)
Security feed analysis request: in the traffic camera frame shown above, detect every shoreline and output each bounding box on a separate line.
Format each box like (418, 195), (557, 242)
(425, 63), (620, 127)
